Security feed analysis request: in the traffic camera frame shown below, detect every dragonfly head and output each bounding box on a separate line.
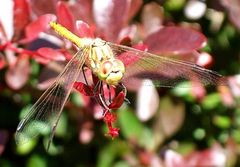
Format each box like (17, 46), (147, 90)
(98, 59), (125, 86)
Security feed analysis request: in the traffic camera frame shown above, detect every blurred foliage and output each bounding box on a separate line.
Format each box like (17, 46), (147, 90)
(0, 0), (240, 167)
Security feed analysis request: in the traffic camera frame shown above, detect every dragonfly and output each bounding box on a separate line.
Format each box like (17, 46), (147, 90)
(15, 22), (225, 149)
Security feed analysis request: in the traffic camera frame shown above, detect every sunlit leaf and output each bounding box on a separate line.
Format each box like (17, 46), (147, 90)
(0, 0), (14, 40)
(137, 79), (159, 121)
(56, 1), (74, 32)
(13, 0), (30, 41)
(144, 26), (207, 54)
(141, 2), (163, 35)
(93, 0), (129, 41)
(5, 54), (30, 90)
(76, 20), (94, 38)
(36, 47), (66, 61)
(22, 14), (56, 42)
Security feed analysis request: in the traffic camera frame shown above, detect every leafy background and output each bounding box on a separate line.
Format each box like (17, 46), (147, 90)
(0, 0), (240, 166)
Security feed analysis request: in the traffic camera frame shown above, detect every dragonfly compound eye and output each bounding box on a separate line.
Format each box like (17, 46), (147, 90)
(97, 59), (125, 86)
(98, 60), (113, 80)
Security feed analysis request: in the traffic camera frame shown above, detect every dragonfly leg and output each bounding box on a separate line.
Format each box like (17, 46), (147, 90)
(100, 82), (107, 104)
(82, 66), (89, 86)
(119, 83), (130, 104)
(93, 81), (110, 111)
(98, 82), (110, 111)
(107, 84), (112, 103)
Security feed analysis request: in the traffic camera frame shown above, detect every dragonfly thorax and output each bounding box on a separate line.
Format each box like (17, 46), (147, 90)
(87, 38), (125, 86)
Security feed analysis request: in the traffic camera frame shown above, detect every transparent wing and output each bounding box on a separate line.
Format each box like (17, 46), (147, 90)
(108, 43), (225, 88)
(15, 48), (89, 146)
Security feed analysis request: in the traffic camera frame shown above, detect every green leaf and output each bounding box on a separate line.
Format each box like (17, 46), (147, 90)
(97, 140), (128, 167)
(232, 130), (240, 142)
(164, 0), (186, 11)
(138, 128), (155, 150)
(55, 111), (68, 137)
(0, 159), (12, 167)
(31, 60), (40, 76)
(176, 142), (195, 155)
(43, 137), (63, 155)
(27, 154), (47, 167)
(71, 92), (84, 107)
(19, 105), (33, 119)
(118, 105), (144, 140)
(113, 161), (130, 167)
(202, 93), (221, 110)
(171, 82), (195, 102)
(213, 115), (231, 129)
(193, 128), (206, 140)
(21, 93), (31, 103)
(16, 139), (37, 155)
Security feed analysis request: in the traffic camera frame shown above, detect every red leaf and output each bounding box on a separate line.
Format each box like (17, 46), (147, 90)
(141, 2), (164, 36)
(144, 26), (207, 54)
(128, 0), (143, 21)
(0, 130), (9, 156)
(74, 82), (94, 96)
(36, 47), (66, 61)
(33, 56), (51, 65)
(93, 0), (130, 41)
(69, 0), (93, 24)
(109, 91), (125, 109)
(56, 1), (75, 32)
(30, 0), (56, 16)
(221, 0), (240, 29)
(60, 49), (73, 61)
(22, 14), (56, 43)
(0, 54), (6, 70)
(165, 144), (226, 167)
(0, 21), (7, 42)
(6, 54), (30, 90)
(76, 20), (94, 38)
(13, 0), (31, 41)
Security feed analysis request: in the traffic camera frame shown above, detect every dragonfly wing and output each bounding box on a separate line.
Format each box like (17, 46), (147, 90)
(109, 43), (225, 88)
(15, 48), (89, 146)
